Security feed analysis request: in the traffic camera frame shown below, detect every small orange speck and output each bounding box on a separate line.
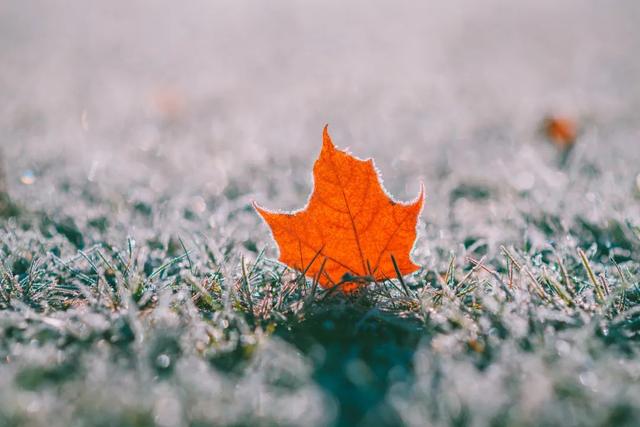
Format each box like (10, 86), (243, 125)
(544, 115), (577, 149)
(468, 339), (485, 353)
(150, 86), (186, 121)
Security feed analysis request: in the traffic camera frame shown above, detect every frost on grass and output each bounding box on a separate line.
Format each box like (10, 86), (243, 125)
(0, 287), (333, 427)
(2, 0), (640, 426)
(1, 173), (639, 425)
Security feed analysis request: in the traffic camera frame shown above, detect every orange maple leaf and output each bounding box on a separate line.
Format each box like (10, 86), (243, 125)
(254, 126), (424, 292)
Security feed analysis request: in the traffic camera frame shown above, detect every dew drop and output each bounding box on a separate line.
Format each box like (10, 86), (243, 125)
(156, 354), (171, 369)
(20, 170), (35, 185)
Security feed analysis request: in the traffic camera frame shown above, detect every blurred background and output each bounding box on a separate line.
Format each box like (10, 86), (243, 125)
(3, 0), (640, 265)
(2, 0), (639, 211)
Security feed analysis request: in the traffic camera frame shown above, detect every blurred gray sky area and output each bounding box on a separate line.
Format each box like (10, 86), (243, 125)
(1, 0), (639, 199)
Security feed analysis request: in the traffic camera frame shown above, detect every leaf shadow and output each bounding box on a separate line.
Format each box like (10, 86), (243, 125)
(275, 296), (425, 427)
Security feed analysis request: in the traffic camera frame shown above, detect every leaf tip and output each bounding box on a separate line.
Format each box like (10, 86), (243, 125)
(322, 124), (335, 151)
(252, 201), (267, 216)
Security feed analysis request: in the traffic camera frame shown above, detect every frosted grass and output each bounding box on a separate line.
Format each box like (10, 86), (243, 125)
(1, 1), (640, 426)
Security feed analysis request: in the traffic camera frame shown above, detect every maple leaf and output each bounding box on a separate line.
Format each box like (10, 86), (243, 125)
(254, 126), (424, 292)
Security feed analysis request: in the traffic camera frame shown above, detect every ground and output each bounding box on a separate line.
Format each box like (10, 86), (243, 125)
(1, 1), (640, 426)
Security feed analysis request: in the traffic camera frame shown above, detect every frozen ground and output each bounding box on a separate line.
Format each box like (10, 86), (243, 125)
(1, 1), (640, 426)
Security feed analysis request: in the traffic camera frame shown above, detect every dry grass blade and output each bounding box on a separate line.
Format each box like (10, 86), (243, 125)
(522, 267), (553, 303)
(241, 256), (254, 316)
(390, 254), (412, 298)
(578, 248), (605, 304)
(500, 246), (523, 272)
(542, 266), (574, 307)
(467, 255), (514, 299)
(304, 256), (327, 311)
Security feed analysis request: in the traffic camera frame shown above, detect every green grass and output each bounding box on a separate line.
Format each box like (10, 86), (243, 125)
(1, 180), (639, 426)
